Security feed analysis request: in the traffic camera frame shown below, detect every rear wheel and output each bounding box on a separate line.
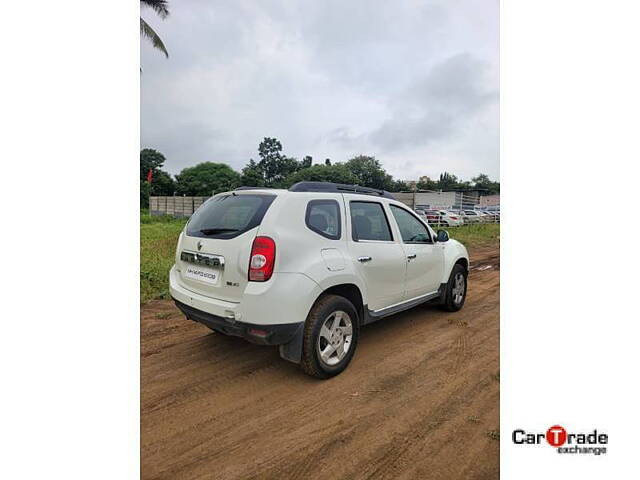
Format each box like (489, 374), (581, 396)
(300, 294), (359, 379)
(441, 264), (467, 312)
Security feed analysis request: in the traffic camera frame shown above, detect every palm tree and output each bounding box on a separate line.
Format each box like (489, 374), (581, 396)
(140, 0), (169, 58)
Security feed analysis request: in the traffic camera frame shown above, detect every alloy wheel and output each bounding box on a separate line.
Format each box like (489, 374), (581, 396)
(316, 310), (353, 366)
(452, 272), (466, 305)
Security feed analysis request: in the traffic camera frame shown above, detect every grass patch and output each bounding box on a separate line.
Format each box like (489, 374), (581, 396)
(141, 210), (182, 224)
(486, 429), (500, 441)
(446, 223), (500, 247)
(140, 214), (187, 303)
(140, 216), (499, 304)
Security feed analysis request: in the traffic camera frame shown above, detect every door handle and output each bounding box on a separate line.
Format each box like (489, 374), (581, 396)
(407, 254), (417, 260)
(357, 256), (372, 262)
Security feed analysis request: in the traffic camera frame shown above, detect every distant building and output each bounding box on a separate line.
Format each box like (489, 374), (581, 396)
(479, 194), (500, 207)
(404, 180), (417, 191)
(392, 189), (488, 210)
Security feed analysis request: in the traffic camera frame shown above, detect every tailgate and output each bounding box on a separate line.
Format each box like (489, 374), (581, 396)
(175, 192), (276, 303)
(177, 229), (256, 303)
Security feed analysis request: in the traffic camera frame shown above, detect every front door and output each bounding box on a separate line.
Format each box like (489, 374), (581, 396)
(388, 204), (444, 299)
(344, 196), (407, 311)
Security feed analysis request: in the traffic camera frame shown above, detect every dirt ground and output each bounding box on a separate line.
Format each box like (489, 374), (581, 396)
(141, 244), (500, 480)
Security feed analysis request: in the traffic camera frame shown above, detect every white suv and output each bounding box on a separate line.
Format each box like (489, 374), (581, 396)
(169, 182), (469, 378)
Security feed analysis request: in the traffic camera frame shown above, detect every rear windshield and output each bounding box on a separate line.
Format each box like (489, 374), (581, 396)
(186, 194), (276, 239)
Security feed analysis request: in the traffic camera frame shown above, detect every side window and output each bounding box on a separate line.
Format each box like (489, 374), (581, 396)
(306, 200), (341, 240)
(350, 202), (393, 241)
(390, 205), (432, 243)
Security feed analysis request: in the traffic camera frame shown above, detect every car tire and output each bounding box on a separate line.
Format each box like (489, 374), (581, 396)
(440, 264), (467, 312)
(300, 294), (359, 379)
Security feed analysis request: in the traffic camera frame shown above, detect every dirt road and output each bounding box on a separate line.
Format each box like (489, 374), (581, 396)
(141, 244), (500, 479)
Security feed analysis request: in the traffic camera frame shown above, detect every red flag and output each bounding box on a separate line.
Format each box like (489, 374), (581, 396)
(146, 168), (153, 183)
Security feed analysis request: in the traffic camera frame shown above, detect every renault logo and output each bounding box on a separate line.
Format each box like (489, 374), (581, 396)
(197, 240), (203, 251)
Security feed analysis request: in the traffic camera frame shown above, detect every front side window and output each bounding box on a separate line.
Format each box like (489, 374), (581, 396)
(350, 201), (393, 241)
(186, 194), (275, 239)
(306, 200), (341, 239)
(390, 205), (432, 243)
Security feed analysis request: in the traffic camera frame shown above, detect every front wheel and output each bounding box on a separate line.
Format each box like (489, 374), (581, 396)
(300, 294), (359, 379)
(441, 264), (467, 312)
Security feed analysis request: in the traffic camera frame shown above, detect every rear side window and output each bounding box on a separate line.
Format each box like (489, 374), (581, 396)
(350, 201), (393, 242)
(186, 194), (275, 239)
(390, 205), (432, 243)
(306, 200), (341, 239)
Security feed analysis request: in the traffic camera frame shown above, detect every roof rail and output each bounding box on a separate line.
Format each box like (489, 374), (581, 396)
(234, 186), (271, 191)
(288, 181), (395, 199)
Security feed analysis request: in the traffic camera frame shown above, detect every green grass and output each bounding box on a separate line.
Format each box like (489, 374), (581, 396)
(141, 210), (182, 224)
(446, 223), (500, 247)
(140, 214), (187, 302)
(139, 216), (499, 303)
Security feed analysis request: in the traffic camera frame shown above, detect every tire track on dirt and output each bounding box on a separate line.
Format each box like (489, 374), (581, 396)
(141, 244), (500, 480)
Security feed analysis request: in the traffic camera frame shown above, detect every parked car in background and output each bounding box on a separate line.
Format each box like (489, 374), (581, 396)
(479, 210), (500, 223)
(417, 210), (463, 227)
(434, 210), (464, 227)
(461, 210), (485, 224)
(414, 209), (429, 223)
(423, 209), (443, 225)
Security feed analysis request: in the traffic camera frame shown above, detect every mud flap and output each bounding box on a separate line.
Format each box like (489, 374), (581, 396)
(278, 323), (304, 364)
(435, 282), (448, 305)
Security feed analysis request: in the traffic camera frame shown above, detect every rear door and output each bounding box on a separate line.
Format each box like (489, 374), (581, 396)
(176, 193), (276, 303)
(388, 204), (444, 299)
(344, 196), (406, 311)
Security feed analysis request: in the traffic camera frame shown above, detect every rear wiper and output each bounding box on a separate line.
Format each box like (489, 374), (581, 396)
(199, 228), (239, 235)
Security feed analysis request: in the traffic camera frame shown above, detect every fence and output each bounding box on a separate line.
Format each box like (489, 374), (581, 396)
(148, 191), (500, 224)
(392, 190), (500, 225)
(149, 196), (210, 217)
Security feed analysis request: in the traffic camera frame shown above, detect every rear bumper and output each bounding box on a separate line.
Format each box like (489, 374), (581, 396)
(169, 265), (322, 326)
(173, 298), (303, 346)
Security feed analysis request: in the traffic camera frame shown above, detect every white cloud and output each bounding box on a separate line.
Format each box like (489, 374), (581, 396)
(141, 0), (499, 181)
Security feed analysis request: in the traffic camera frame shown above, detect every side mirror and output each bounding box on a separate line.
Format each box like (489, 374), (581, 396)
(436, 229), (449, 242)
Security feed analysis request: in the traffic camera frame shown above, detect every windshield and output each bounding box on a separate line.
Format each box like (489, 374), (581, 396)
(186, 194), (276, 239)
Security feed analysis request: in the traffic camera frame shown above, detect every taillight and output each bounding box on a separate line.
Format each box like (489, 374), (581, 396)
(249, 236), (276, 282)
(450, 216), (458, 220)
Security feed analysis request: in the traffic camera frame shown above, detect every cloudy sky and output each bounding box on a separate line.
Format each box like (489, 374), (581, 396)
(141, 0), (498, 181)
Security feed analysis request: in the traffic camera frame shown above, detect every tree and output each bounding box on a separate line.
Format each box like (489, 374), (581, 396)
(436, 172), (459, 190)
(140, 182), (151, 209)
(255, 137), (305, 187)
(150, 169), (175, 196)
(344, 155), (395, 190)
(140, 148), (166, 181)
(301, 156), (313, 169)
(175, 162), (241, 196)
(239, 159), (265, 187)
(140, 0), (169, 58)
(416, 175), (437, 190)
(283, 164), (359, 186)
(387, 179), (410, 192)
(140, 148), (174, 208)
(471, 173), (500, 194)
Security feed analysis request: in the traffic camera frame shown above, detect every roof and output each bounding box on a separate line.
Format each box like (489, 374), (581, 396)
(234, 182), (395, 199)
